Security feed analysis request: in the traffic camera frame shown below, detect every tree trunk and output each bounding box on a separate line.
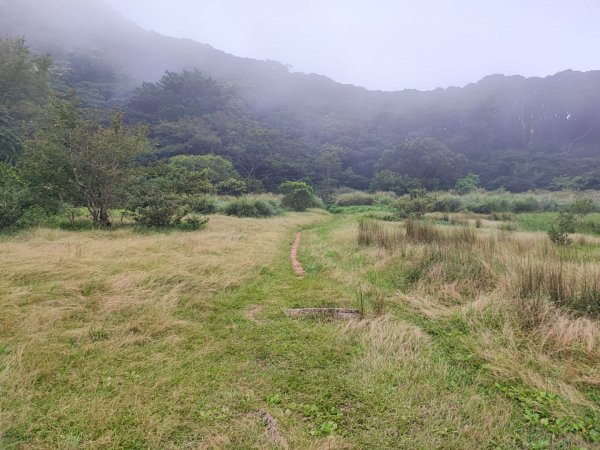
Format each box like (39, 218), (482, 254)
(99, 207), (112, 228)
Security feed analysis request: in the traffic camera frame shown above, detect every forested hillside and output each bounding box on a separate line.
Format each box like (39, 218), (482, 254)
(1, 0), (600, 191)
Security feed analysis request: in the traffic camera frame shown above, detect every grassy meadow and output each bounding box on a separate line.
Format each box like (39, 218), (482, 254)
(2, 198), (600, 448)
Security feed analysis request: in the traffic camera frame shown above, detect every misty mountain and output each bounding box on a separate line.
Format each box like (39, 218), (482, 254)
(2, 0), (600, 191)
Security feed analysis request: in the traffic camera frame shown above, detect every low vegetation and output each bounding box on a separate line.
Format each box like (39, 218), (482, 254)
(3, 203), (600, 447)
(222, 197), (282, 218)
(334, 191), (375, 207)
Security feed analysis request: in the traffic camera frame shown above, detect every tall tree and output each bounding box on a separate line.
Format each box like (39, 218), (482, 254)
(23, 98), (150, 227)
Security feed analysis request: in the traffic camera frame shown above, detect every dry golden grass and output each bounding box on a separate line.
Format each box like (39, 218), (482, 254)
(1, 212), (336, 448)
(0, 213), (326, 324)
(302, 215), (600, 445)
(3, 210), (600, 448)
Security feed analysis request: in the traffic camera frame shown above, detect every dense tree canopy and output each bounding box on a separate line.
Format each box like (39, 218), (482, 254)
(376, 138), (466, 190)
(126, 70), (317, 190)
(2, 7), (600, 196)
(0, 38), (51, 162)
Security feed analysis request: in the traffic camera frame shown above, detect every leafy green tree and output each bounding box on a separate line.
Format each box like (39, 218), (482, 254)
(128, 69), (229, 123)
(23, 98), (150, 227)
(455, 173), (480, 194)
(0, 38), (52, 161)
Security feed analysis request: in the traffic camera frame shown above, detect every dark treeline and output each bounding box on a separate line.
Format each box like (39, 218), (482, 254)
(1, 0), (600, 197)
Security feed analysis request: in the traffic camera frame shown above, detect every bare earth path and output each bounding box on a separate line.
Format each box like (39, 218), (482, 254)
(290, 232), (305, 277)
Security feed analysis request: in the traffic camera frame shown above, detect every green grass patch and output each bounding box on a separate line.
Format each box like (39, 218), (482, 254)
(518, 212), (600, 235)
(327, 204), (395, 214)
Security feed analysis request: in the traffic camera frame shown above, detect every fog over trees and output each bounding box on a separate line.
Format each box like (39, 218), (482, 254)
(1, 0), (600, 194)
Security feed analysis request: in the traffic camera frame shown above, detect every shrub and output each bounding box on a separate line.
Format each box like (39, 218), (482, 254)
(335, 191), (374, 206)
(223, 198), (282, 218)
(310, 195), (325, 209)
(223, 199), (259, 217)
(254, 199), (281, 217)
(130, 192), (187, 227)
(465, 197), (509, 214)
(547, 212), (576, 246)
(395, 188), (434, 218)
(548, 227), (572, 246)
(180, 214), (209, 230)
(185, 195), (217, 214)
(279, 181), (317, 212)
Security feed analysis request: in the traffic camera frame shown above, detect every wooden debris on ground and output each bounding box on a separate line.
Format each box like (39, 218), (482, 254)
(284, 308), (362, 320)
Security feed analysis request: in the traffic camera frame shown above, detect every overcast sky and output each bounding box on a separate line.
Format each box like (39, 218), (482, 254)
(106, 0), (600, 91)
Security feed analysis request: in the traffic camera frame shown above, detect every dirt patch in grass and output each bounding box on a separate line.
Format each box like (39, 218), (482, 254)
(244, 304), (264, 323)
(291, 232), (305, 277)
(257, 410), (288, 449)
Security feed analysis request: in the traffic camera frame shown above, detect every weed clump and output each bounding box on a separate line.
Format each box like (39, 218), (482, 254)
(547, 212), (576, 246)
(358, 219), (403, 249)
(517, 261), (600, 317)
(223, 198), (282, 218)
(405, 219), (441, 243)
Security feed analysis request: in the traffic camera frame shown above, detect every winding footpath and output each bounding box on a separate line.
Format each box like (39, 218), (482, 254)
(290, 232), (305, 278)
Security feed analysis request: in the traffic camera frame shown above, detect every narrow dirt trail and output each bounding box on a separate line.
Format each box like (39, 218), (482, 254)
(290, 232), (305, 278)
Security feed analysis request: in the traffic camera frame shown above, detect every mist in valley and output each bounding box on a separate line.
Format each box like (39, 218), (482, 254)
(3, 2), (600, 448)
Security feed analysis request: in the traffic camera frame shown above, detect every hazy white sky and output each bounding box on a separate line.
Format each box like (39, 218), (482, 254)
(106, 0), (600, 91)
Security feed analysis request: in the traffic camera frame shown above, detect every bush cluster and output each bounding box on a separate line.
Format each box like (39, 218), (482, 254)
(129, 192), (209, 229)
(279, 181), (320, 212)
(223, 198), (282, 218)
